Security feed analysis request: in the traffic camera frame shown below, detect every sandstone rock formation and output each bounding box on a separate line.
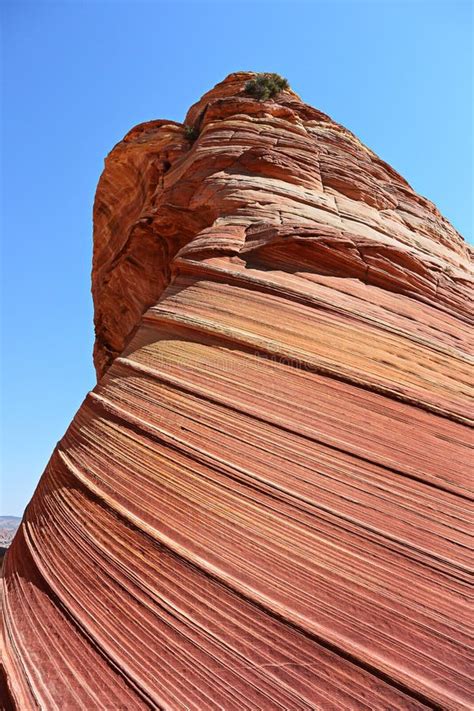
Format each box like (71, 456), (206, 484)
(1, 72), (472, 710)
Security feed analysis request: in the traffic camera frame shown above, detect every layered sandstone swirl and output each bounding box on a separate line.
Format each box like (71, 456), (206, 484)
(2, 73), (472, 710)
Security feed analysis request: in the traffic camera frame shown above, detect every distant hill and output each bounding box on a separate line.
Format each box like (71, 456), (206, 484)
(0, 516), (21, 548)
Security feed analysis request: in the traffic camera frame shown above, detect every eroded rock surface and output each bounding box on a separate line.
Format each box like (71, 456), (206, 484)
(2, 72), (472, 710)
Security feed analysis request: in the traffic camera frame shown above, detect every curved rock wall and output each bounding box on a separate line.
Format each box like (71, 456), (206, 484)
(2, 73), (472, 710)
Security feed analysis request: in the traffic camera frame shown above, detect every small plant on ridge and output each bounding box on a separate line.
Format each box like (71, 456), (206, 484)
(184, 124), (199, 142)
(244, 73), (290, 101)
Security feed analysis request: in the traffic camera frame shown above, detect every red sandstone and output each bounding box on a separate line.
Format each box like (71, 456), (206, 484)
(1, 73), (472, 710)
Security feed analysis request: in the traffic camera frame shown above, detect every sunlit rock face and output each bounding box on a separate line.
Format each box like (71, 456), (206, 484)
(1, 73), (472, 710)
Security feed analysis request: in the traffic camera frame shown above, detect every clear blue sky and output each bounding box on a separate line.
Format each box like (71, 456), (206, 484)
(1, 1), (472, 516)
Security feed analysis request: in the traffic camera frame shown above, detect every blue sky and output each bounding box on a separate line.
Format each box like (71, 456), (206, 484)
(1, 0), (472, 516)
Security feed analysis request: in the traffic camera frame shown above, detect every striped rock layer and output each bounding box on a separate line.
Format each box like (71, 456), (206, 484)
(1, 73), (473, 710)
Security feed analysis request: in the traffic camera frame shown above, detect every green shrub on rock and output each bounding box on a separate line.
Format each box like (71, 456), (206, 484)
(244, 73), (289, 101)
(184, 124), (199, 142)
